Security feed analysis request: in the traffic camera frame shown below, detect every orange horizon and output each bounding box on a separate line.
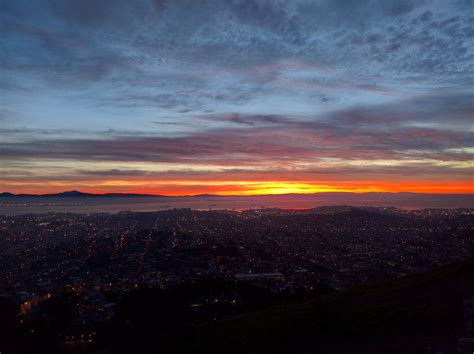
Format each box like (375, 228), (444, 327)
(2, 180), (473, 195)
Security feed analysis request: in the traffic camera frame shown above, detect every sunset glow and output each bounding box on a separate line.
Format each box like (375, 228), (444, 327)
(1, 0), (473, 197)
(3, 180), (473, 196)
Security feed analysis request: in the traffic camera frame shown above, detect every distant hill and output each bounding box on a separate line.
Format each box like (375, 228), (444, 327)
(307, 205), (401, 215)
(0, 192), (15, 197)
(0, 190), (160, 198)
(1, 191), (473, 210)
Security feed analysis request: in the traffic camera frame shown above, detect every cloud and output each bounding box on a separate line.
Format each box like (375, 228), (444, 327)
(194, 113), (295, 126)
(2, 0), (473, 92)
(1, 117), (471, 167)
(1, 87), (472, 169)
(1, 0), (473, 193)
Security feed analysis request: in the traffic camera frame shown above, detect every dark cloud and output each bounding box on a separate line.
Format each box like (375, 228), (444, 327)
(0, 119), (471, 166)
(194, 113), (295, 126)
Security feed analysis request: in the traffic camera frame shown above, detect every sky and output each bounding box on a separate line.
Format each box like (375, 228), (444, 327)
(0, 0), (473, 195)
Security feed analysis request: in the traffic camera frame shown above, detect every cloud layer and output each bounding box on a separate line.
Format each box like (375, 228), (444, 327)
(1, 0), (473, 194)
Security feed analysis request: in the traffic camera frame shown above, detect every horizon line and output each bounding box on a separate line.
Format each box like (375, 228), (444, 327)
(2, 190), (474, 197)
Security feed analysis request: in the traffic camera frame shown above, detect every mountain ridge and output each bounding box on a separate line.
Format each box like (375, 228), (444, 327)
(1, 190), (472, 198)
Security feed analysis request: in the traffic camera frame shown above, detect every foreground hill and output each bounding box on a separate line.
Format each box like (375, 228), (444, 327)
(190, 258), (474, 354)
(2, 258), (473, 353)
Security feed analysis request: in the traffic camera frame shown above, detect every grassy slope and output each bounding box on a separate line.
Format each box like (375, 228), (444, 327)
(192, 258), (474, 354)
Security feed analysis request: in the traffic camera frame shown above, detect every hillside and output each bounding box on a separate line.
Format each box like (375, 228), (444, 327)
(190, 258), (474, 354)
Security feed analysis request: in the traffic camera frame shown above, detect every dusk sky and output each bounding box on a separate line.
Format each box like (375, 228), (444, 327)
(1, 0), (473, 195)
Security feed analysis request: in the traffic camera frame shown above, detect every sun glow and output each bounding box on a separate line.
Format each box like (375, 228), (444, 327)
(2, 179), (472, 195)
